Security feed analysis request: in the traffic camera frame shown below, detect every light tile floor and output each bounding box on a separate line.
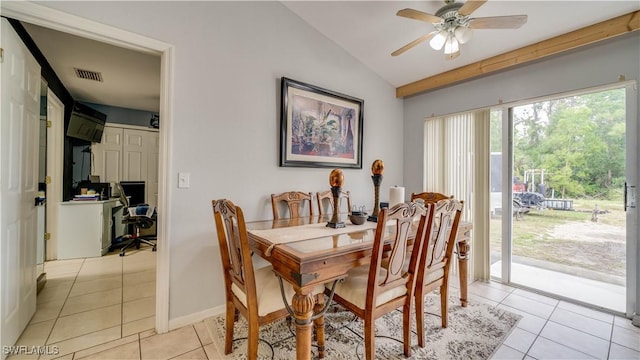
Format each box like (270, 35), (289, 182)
(491, 260), (626, 313)
(470, 281), (640, 360)
(8, 247), (158, 360)
(9, 251), (640, 359)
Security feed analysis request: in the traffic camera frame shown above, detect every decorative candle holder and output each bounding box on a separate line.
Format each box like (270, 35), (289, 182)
(326, 186), (345, 228)
(368, 159), (384, 222)
(327, 169), (346, 228)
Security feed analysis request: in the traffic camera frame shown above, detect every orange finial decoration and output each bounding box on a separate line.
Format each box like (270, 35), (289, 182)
(371, 159), (384, 175)
(329, 169), (344, 187)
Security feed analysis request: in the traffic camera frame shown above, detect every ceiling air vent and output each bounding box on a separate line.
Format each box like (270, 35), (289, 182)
(74, 68), (103, 82)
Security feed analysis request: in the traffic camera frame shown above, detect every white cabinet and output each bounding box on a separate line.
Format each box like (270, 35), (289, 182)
(58, 199), (121, 259)
(93, 126), (123, 183)
(92, 124), (159, 207)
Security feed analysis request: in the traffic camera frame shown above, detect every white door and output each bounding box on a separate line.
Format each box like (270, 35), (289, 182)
(122, 128), (146, 181)
(92, 126), (122, 183)
(1, 18), (41, 354)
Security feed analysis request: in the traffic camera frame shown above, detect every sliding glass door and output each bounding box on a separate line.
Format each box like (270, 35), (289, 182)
(490, 83), (637, 315)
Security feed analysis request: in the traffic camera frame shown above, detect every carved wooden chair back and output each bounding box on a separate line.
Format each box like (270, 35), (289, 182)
(414, 198), (463, 348)
(213, 199), (254, 312)
(270, 191), (314, 220)
(410, 191), (453, 204)
(316, 189), (352, 216)
(408, 191), (453, 266)
(213, 199), (322, 359)
(329, 202), (431, 359)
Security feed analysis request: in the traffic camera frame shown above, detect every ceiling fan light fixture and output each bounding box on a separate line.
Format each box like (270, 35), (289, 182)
(454, 26), (473, 44)
(444, 35), (459, 55)
(394, 0), (527, 60)
(429, 30), (448, 50)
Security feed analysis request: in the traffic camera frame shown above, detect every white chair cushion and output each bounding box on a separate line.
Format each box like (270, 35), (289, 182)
(422, 267), (444, 286)
(232, 265), (324, 317)
(330, 264), (407, 309)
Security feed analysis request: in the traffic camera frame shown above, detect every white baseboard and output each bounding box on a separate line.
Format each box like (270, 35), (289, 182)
(168, 305), (225, 330)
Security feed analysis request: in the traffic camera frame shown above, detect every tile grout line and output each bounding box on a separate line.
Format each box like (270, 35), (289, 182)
(163, 325), (204, 360)
(545, 315), (613, 343)
(524, 299), (559, 358)
(556, 300), (616, 325)
(38, 258), (85, 360)
(490, 285), (639, 359)
(530, 301), (606, 360)
(66, 284), (123, 299)
(491, 284), (537, 358)
(606, 321), (615, 360)
(58, 254), (126, 360)
(498, 288), (606, 359)
(193, 323), (206, 348)
(28, 253), (159, 359)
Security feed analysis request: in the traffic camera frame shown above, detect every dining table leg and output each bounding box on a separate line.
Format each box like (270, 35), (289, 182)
(457, 239), (470, 307)
(313, 294), (326, 358)
(292, 290), (316, 360)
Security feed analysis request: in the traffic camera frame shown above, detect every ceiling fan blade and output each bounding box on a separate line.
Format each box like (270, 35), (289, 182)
(396, 8), (442, 24)
(446, 50), (461, 61)
(391, 31), (437, 56)
(457, 0), (487, 17)
(469, 15), (528, 29)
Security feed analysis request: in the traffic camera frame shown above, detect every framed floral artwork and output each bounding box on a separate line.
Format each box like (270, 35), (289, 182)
(280, 77), (363, 168)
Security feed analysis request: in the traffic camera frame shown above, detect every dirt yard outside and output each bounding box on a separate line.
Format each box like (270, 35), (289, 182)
(490, 198), (626, 280)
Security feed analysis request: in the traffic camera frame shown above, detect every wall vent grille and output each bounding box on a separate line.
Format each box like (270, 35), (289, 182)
(74, 68), (103, 82)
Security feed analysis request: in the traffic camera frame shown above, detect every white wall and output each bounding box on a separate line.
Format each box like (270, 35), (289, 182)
(402, 32), (640, 317)
(38, 1), (404, 320)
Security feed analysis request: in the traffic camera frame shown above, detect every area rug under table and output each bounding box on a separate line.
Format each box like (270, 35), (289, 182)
(205, 291), (521, 359)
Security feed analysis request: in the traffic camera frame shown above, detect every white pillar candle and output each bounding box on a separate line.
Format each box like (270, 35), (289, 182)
(389, 186), (405, 208)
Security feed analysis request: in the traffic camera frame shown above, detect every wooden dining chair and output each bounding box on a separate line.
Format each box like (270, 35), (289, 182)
(212, 199), (326, 359)
(380, 192), (453, 269)
(410, 191), (453, 204)
(415, 198), (463, 349)
(316, 189), (352, 216)
(271, 191), (314, 220)
(326, 202), (431, 359)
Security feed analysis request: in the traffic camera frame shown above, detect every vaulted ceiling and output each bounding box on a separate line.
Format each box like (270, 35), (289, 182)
(19, 1), (640, 112)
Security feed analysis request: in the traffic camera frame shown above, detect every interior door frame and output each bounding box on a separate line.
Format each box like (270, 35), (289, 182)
(46, 88), (64, 261)
(496, 81), (638, 318)
(1, 1), (174, 334)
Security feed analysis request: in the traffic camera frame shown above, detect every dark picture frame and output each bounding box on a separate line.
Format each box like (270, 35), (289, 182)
(280, 77), (363, 169)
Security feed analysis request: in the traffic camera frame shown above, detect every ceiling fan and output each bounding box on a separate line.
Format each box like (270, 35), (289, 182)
(392, 0), (527, 60)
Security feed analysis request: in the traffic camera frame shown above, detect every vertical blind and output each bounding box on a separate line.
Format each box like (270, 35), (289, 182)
(424, 109), (490, 281)
(424, 112), (475, 222)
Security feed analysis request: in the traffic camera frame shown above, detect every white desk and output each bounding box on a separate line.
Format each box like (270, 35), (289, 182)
(58, 199), (124, 259)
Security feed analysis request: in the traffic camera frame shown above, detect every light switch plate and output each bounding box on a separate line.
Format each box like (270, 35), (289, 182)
(178, 172), (190, 188)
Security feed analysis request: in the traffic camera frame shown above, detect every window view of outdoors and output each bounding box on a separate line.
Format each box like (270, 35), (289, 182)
(490, 88), (626, 307)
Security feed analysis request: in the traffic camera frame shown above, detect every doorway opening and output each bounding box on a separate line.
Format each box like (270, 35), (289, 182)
(2, 1), (173, 352)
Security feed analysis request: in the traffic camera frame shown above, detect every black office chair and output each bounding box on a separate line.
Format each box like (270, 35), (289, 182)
(116, 183), (157, 256)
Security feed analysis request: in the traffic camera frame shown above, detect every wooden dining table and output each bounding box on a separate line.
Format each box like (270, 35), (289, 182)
(246, 214), (472, 360)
